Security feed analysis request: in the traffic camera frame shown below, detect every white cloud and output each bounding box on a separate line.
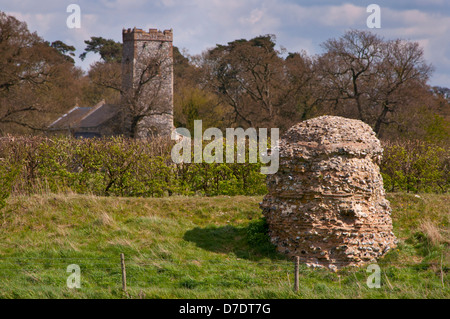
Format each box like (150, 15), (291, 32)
(376, 7), (450, 87)
(5, 11), (59, 34)
(98, 0), (147, 9)
(160, 0), (176, 7)
(318, 3), (366, 27)
(241, 8), (264, 25)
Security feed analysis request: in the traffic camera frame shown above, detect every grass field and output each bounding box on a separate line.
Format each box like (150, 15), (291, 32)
(0, 192), (448, 299)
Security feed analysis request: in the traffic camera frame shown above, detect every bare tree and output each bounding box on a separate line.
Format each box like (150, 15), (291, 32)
(317, 30), (383, 123)
(0, 12), (81, 134)
(372, 40), (432, 134)
(316, 30), (433, 135)
(201, 35), (290, 129)
(283, 51), (321, 123)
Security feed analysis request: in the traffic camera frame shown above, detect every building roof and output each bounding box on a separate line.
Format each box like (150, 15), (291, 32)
(48, 106), (92, 130)
(48, 101), (120, 131)
(78, 103), (119, 128)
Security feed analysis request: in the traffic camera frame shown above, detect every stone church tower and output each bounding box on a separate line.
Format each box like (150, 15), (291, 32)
(122, 27), (174, 138)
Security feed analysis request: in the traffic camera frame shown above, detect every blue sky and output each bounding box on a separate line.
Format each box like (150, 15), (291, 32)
(2, 0), (450, 87)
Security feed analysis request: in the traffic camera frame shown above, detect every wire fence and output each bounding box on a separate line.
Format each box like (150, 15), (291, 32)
(0, 254), (447, 294)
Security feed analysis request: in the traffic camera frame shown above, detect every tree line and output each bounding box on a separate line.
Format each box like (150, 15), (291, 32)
(1, 11), (449, 146)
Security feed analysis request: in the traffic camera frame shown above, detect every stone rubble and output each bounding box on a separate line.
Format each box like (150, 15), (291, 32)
(260, 115), (397, 270)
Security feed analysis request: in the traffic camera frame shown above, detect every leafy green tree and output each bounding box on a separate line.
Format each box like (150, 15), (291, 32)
(50, 40), (76, 63)
(201, 35), (287, 129)
(79, 36), (122, 63)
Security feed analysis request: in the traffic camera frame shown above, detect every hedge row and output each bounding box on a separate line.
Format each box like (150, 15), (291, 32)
(0, 136), (448, 204)
(380, 140), (450, 193)
(0, 136), (267, 198)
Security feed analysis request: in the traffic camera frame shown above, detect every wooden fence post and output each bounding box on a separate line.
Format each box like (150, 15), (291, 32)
(294, 256), (300, 292)
(120, 253), (127, 293)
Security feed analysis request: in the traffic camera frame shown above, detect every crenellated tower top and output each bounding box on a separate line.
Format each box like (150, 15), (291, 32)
(122, 27), (173, 42)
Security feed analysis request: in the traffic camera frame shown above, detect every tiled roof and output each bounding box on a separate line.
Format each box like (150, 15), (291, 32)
(78, 104), (119, 128)
(48, 101), (120, 130)
(48, 106), (92, 130)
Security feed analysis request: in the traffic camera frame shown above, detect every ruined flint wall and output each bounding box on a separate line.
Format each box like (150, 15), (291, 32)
(260, 116), (397, 269)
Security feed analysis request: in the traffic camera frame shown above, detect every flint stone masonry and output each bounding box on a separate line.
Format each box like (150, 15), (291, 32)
(260, 115), (397, 269)
(122, 28), (174, 138)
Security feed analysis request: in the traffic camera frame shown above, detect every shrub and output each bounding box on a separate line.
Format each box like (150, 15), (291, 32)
(246, 219), (270, 247)
(0, 136), (268, 197)
(381, 140), (449, 193)
(0, 160), (20, 210)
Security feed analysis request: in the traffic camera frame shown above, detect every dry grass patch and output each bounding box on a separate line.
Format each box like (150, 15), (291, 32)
(419, 220), (447, 246)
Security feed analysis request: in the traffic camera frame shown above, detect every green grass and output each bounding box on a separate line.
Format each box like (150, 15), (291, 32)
(0, 193), (448, 299)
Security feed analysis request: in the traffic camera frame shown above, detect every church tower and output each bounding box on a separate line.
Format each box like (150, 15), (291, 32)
(122, 27), (174, 138)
